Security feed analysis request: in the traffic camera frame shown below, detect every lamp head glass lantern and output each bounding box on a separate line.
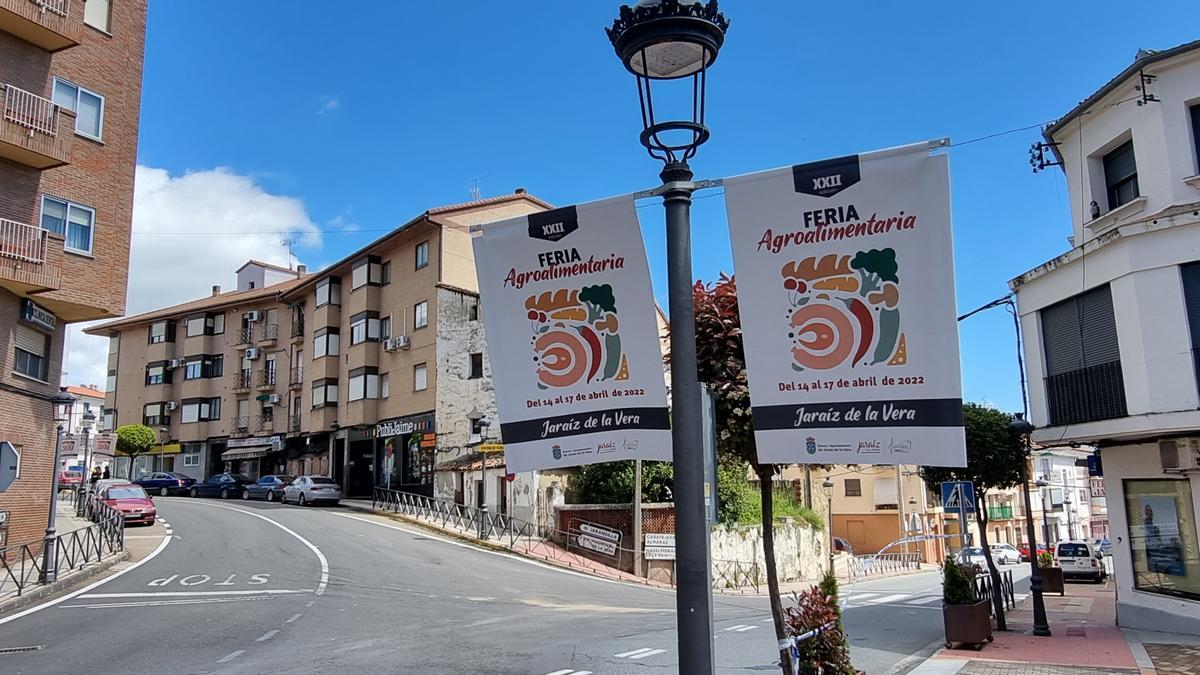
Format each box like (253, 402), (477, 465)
(606, 0), (729, 164)
(51, 387), (76, 424)
(1009, 412), (1035, 438)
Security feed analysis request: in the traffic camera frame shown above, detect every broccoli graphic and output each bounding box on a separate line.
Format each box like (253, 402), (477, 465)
(579, 284), (617, 323)
(850, 248), (899, 296)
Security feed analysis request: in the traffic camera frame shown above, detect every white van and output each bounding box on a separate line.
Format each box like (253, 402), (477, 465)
(1054, 540), (1106, 582)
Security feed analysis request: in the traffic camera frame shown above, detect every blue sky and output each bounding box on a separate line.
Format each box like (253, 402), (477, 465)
(128, 0), (1200, 412)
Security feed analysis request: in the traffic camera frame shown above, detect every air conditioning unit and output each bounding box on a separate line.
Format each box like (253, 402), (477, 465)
(167, 358), (183, 369)
(1159, 438), (1200, 473)
(394, 335), (411, 350)
(246, 310), (261, 322)
(165, 401), (179, 411)
(245, 347), (260, 360)
(382, 337), (398, 352)
(267, 394), (281, 405)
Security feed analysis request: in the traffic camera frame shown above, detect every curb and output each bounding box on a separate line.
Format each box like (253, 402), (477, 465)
(0, 549), (130, 617)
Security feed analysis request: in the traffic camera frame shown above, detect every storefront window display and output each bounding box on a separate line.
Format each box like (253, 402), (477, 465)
(375, 414), (435, 492)
(1124, 479), (1200, 601)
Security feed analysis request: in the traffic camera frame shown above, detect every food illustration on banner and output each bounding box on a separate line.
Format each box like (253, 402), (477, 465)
(526, 284), (629, 389)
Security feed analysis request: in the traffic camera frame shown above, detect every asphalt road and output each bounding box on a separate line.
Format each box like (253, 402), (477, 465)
(0, 498), (1035, 674)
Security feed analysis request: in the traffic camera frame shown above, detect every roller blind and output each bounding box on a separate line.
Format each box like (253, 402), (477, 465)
(873, 477), (897, 506)
(14, 325), (47, 356)
(1103, 140), (1137, 187)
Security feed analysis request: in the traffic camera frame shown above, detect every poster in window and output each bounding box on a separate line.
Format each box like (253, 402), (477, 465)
(723, 141), (966, 466)
(1130, 495), (1185, 576)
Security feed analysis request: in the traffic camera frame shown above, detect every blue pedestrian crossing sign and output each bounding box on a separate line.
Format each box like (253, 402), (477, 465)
(940, 481), (976, 514)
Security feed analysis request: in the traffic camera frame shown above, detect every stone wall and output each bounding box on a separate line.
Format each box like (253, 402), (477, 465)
(710, 519), (828, 585)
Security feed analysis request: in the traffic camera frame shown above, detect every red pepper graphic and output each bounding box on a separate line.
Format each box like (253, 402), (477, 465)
(848, 298), (874, 367)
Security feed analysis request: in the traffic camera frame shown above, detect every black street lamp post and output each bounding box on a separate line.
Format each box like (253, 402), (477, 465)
(823, 477), (835, 573)
(1010, 414), (1051, 637)
(42, 387), (77, 583)
(607, 2), (729, 672)
(1036, 478), (1054, 545)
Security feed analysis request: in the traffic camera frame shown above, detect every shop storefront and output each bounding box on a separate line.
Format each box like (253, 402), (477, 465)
(374, 413), (436, 497)
(221, 435), (283, 480)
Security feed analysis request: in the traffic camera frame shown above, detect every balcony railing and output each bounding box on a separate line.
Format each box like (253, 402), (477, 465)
(291, 317), (304, 339)
(234, 327), (253, 345)
(3, 84), (59, 137)
(233, 416), (249, 432)
(234, 371), (253, 389)
(289, 417), (301, 432)
(289, 367), (303, 387)
(0, 218), (46, 264)
(32, 0), (70, 17)
(1045, 361), (1128, 427)
(256, 415), (273, 432)
(987, 506), (1014, 520)
(260, 323), (278, 342)
(257, 369), (277, 388)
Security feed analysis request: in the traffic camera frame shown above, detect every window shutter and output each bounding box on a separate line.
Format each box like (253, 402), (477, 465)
(1184, 262), (1200, 349)
(1103, 141), (1137, 187)
(1080, 285), (1120, 365)
(1192, 105), (1200, 168)
(52, 79), (77, 111)
(873, 477), (897, 506)
(76, 90), (103, 137)
(14, 325), (46, 355)
(1041, 297), (1082, 376)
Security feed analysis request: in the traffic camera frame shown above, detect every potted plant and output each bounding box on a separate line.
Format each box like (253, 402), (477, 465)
(1038, 551), (1065, 595)
(942, 556), (993, 650)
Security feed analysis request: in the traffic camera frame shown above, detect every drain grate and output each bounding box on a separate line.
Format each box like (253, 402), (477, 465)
(0, 645), (45, 655)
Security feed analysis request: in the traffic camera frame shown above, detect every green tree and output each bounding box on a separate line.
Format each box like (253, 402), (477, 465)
(570, 460), (674, 504)
(920, 403), (1026, 629)
(115, 424), (156, 479)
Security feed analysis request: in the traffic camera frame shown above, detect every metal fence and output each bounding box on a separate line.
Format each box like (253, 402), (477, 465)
(0, 500), (124, 598)
(0, 218), (47, 264)
(846, 552), (922, 580)
(972, 568), (1016, 615)
(3, 84), (59, 136)
(371, 487), (761, 591)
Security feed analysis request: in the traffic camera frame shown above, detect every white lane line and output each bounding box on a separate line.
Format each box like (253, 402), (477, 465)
(723, 624), (753, 632)
(629, 648), (666, 659)
(615, 648), (655, 658)
(286, 613), (303, 623)
(257, 629), (279, 642)
(0, 527), (172, 626)
(907, 595), (941, 605)
(732, 625), (757, 632)
(192, 502), (329, 595)
(80, 589), (311, 598)
(545, 670), (576, 675)
(865, 593), (910, 605)
(761, 618), (774, 623)
(217, 650), (245, 664)
(63, 596), (270, 609)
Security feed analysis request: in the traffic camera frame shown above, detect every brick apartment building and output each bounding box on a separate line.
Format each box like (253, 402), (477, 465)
(0, 0), (146, 549)
(90, 191), (553, 523)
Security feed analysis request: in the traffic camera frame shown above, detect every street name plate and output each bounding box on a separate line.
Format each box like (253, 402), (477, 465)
(578, 521), (621, 543)
(577, 534), (618, 556)
(644, 533), (675, 546)
(644, 545), (675, 560)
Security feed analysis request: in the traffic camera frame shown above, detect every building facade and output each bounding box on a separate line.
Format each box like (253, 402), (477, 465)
(0, 0), (146, 548)
(1011, 42), (1200, 633)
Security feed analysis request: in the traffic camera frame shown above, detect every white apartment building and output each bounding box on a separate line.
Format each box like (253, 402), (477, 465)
(1030, 447), (1096, 545)
(1011, 41), (1200, 634)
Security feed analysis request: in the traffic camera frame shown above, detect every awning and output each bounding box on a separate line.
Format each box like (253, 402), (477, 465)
(222, 446), (270, 461)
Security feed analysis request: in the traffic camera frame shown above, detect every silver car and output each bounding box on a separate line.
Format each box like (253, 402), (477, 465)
(989, 543), (1021, 565)
(282, 475), (342, 506)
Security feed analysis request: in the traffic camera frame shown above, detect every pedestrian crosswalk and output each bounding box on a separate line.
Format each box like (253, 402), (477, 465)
(839, 592), (944, 608)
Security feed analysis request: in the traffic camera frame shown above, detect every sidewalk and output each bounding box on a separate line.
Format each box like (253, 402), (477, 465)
(907, 577), (1200, 675)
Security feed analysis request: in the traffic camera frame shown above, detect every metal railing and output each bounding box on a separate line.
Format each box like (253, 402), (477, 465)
(255, 415), (273, 432)
(371, 487), (761, 591)
(3, 84), (59, 137)
(972, 568), (1016, 615)
(32, 0), (70, 18)
(233, 416), (249, 432)
(289, 367), (303, 386)
(291, 318), (304, 338)
(234, 327), (253, 345)
(257, 369), (277, 387)
(846, 552), (922, 580)
(234, 370), (253, 389)
(0, 218), (47, 264)
(0, 500), (123, 598)
(289, 417), (300, 432)
(260, 323), (278, 342)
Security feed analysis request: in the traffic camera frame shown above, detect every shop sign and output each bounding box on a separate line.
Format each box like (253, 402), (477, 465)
(228, 436), (274, 449)
(375, 414), (435, 438)
(20, 299), (56, 333)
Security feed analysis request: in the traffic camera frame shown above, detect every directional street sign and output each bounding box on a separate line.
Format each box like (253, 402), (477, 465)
(940, 480), (976, 514)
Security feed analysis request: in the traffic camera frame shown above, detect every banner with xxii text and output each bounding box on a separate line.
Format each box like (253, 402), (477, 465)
(473, 198), (671, 473)
(725, 141), (966, 467)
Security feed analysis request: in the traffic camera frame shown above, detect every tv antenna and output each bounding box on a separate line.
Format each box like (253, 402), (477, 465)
(281, 237), (297, 270)
(467, 174), (490, 201)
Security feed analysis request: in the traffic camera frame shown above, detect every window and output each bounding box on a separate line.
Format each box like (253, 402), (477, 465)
(414, 363), (428, 391)
(348, 367), (380, 402)
(211, 313), (225, 335)
(101, 408), (115, 431)
(185, 357), (203, 380)
(468, 299), (479, 322)
(1124, 479), (1200, 601)
(470, 418), (484, 444)
(380, 373), (390, 398)
(469, 353), (483, 379)
(844, 479), (862, 497)
(314, 327), (340, 358)
(209, 354), (224, 378)
(106, 368), (116, 392)
(380, 316), (391, 341)
(84, 0), (110, 31)
(186, 316), (206, 337)
(248, 281), (255, 289)
(414, 301), (428, 329)
(381, 261), (391, 285)
(148, 320), (175, 344)
(143, 402), (167, 427)
(108, 334), (119, 354)
(350, 311), (381, 345)
(40, 195), (95, 254)
(146, 361), (171, 385)
(416, 241), (429, 270)
(1041, 284), (1127, 425)
(51, 77), (104, 140)
(183, 452), (201, 467)
(312, 379), (338, 408)
(181, 397), (221, 424)
(315, 277), (341, 307)
(1192, 104), (1200, 173)
(1102, 139), (1139, 210)
(13, 325), (49, 381)
(351, 256), (383, 290)
(1179, 262), (1200, 396)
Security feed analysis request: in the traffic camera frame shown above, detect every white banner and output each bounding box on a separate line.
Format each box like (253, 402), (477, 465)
(725, 142), (966, 467)
(473, 198), (671, 473)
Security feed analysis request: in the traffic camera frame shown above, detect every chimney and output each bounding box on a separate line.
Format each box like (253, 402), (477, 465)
(514, 187), (527, 195)
(212, 285), (221, 296)
(297, 265), (307, 276)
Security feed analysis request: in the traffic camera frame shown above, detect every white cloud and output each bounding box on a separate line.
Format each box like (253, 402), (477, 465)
(317, 94), (340, 115)
(63, 165), (322, 389)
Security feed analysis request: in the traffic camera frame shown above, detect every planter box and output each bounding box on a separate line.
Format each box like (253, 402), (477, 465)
(943, 600), (993, 649)
(1040, 567), (1065, 595)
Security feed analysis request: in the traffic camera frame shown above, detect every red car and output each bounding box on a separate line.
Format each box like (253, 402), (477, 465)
(59, 470), (83, 488)
(99, 483), (157, 526)
(1018, 545), (1050, 562)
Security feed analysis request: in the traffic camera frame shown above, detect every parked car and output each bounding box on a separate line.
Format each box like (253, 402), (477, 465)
(989, 543), (1021, 565)
(242, 475), (295, 502)
(1018, 544), (1050, 562)
(189, 473), (255, 499)
(1054, 541), (1106, 582)
(282, 476), (342, 506)
(955, 546), (989, 572)
(86, 478), (139, 519)
(1094, 538), (1113, 556)
(99, 483), (157, 526)
(832, 536), (854, 555)
(58, 470), (83, 489)
(134, 471), (197, 496)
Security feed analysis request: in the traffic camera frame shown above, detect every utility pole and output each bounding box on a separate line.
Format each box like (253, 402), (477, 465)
(897, 466), (908, 555)
(633, 459), (643, 576)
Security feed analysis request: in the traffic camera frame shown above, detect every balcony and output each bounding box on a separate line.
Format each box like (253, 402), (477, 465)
(0, 0), (83, 51)
(232, 416), (249, 435)
(289, 367), (303, 390)
(1, 84), (73, 168)
(0, 217), (61, 295)
(233, 371), (253, 392)
(291, 317), (304, 339)
(0, 217), (45, 263)
(256, 369), (277, 390)
(289, 416), (301, 432)
(255, 415), (274, 432)
(987, 506), (1014, 521)
(1045, 361), (1128, 427)
(259, 323), (279, 344)
(233, 327), (253, 346)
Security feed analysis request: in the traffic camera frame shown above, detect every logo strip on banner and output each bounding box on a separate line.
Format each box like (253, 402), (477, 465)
(473, 196), (672, 474)
(724, 140), (966, 468)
